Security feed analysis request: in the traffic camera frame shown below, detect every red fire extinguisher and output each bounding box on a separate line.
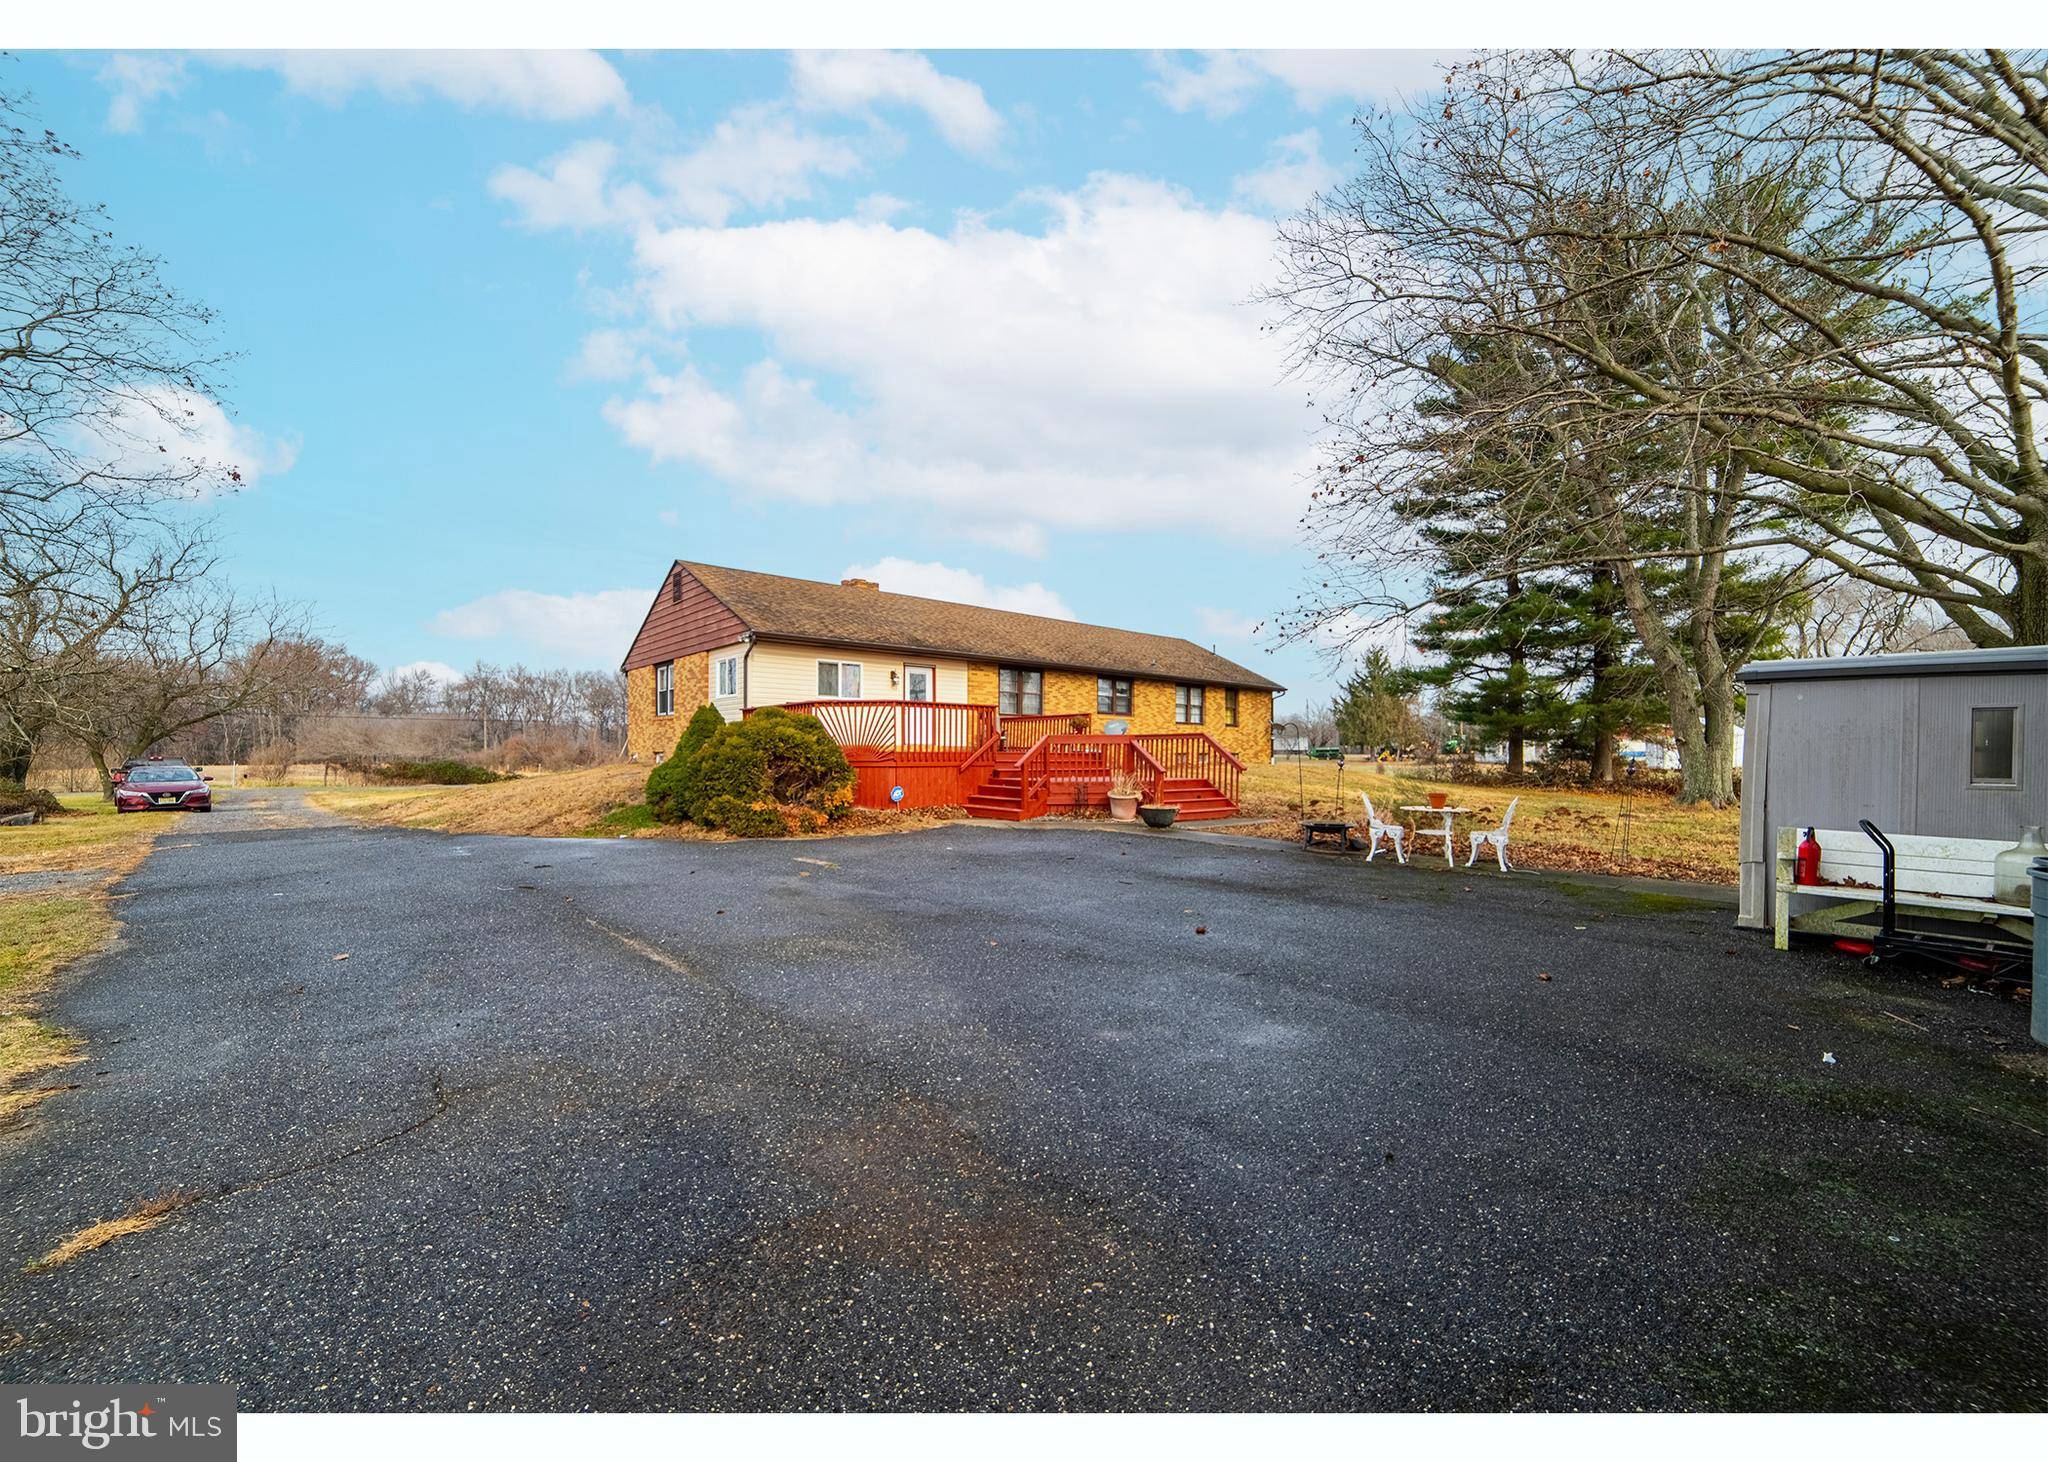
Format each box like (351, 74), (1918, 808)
(1796, 827), (1823, 885)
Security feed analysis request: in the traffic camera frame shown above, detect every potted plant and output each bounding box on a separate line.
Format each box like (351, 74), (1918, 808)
(1138, 803), (1179, 829)
(1107, 771), (1142, 821)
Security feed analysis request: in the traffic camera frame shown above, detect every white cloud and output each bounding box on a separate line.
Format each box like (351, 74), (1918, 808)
(599, 173), (1318, 546)
(791, 51), (1004, 157)
(1195, 607), (1261, 641)
(96, 387), (297, 495)
(1232, 129), (1341, 214)
(840, 558), (1073, 619)
(214, 50), (628, 120)
(567, 327), (650, 383)
(381, 660), (462, 690)
(495, 108), (863, 232)
(655, 104), (865, 226)
(431, 588), (648, 664)
(490, 140), (632, 232)
(855, 192), (913, 223)
(1148, 50), (1456, 118)
(97, 54), (187, 133)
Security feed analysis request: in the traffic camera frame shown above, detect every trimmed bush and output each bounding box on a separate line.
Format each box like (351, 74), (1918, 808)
(372, 759), (505, 786)
(675, 708), (854, 837)
(646, 704), (727, 823)
(699, 794), (788, 839)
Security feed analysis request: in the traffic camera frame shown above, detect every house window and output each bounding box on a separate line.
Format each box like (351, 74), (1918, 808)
(1175, 684), (1205, 725)
(1970, 706), (2019, 786)
(816, 660), (863, 698)
(715, 655), (739, 698)
(999, 667), (1043, 716)
(655, 661), (674, 716)
(1096, 676), (1132, 715)
(1225, 688), (1240, 727)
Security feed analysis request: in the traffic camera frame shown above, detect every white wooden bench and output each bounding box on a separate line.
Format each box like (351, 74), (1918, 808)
(1773, 825), (2036, 951)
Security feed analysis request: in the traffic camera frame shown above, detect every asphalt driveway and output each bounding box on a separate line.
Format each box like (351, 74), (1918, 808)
(1, 789), (2041, 1410)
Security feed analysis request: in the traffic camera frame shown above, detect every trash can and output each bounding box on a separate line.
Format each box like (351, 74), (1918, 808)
(2033, 855), (2048, 1048)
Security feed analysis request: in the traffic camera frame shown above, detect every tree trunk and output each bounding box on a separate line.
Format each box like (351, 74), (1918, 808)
(87, 743), (115, 800)
(2016, 536), (2047, 646)
(1588, 567), (1618, 783)
(1505, 574), (1527, 774)
(0, 725), (34, 786)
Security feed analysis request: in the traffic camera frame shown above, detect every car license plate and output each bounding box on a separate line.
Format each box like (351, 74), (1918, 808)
(156, 794), (174, 804)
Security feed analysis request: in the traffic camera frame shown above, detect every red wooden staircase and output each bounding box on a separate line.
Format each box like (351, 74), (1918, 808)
(962, 739), (1241, 822)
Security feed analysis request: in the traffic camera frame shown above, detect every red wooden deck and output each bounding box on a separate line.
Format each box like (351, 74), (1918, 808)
(760, 700), (1244, 820)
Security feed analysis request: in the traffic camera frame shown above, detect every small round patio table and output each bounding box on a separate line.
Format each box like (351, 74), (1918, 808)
(1399, 804), (1472, 868)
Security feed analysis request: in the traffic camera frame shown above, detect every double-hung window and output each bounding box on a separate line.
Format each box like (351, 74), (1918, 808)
(1175, 684), (1205, 725)
(816, 660), (863, 698)
(654, 661), (674, 716)
(715, 655), (739, 699)
(1225, 688), (1240, 727)
(999, 668), (1043, 716)
(1970, 706), (2020, 787)
(1096, 676), (1132, 715)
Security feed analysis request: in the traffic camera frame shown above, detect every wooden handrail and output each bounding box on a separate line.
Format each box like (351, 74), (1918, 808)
(1016, 733), (1054, 818)
(1130, 740), (1167, 803)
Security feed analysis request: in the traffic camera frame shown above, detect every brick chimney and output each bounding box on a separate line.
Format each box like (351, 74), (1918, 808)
(840, 577), (880, 592)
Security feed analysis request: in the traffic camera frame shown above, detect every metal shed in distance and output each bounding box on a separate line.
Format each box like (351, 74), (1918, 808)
(1734, 646), (2047, 930)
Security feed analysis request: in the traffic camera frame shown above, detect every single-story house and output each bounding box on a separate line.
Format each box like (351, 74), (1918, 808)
(620, 561), (1284, 820)
(1735, 644), (2045, 936)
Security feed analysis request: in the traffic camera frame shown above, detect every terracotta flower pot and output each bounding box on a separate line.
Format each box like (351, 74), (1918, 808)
(1427, 791), (1449, 809)
(1108, 793), (1139, 821)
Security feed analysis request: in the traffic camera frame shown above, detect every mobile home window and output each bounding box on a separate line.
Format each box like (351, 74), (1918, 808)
(1225, 688), (1240, 727)
(816, 661), (863, 698)
(999, 667), (1042, 716)
(1096, 677), (1132, 715)
(655, 661), (674, 716)
(1175, 684), (1204, 725)
(715, 655), (739, 698)
(1970, 706), (2019, 786)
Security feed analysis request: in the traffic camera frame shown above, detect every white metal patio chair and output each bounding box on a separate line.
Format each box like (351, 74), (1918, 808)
(1465, 797), (1520, 872)
(1357, 793), (1406, 864)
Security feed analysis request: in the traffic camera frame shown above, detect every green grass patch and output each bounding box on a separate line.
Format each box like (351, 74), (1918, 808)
(584, 802), (658, 836)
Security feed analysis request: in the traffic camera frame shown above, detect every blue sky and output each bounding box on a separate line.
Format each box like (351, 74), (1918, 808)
(16, 49), (1455, 715)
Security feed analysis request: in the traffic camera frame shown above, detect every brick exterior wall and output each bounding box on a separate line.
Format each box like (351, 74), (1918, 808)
(625, 652), (710, 762)
(627, 652), (1275, 766)
(1004, 666), (1273, 764)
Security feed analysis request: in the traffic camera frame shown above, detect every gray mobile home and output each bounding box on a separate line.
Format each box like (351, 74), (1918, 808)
(1735, 645), (2046, 931)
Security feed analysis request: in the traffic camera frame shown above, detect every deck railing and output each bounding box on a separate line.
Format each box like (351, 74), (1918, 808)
(749, 700), (1242, 814)
(998, 712), (1090, 749)
(772, 699), (997, 754)
(1131, 732), (1244, 808)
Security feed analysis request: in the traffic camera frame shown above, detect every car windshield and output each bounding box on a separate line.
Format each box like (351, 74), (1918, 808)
(133, 766), (197, 781)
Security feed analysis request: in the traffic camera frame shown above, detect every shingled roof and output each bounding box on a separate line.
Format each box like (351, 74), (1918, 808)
(667, 561), (1285, 692)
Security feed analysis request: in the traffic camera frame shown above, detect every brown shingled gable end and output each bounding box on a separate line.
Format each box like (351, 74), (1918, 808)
(622, 561), (1284, 692)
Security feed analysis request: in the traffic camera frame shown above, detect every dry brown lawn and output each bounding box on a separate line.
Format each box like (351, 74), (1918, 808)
(0, 794), (160, 878)
(0, 796), (159, 1123)
(1231, 759), (1740, 884)
(313, 763), (974, 842)
(311, 764), (653, 836)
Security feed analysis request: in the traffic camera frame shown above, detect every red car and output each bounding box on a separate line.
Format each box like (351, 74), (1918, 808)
(114, 762), (214, 813)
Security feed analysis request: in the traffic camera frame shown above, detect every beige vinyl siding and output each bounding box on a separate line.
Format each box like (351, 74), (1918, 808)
(745, 640), (973, 709)
(707, 641), (748, 722)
